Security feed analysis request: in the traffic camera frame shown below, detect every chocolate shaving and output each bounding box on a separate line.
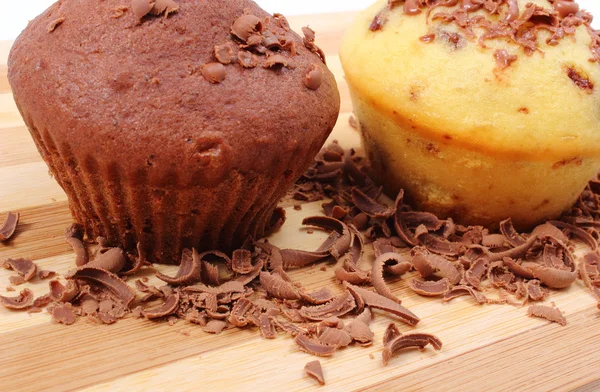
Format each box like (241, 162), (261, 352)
(295, 333), (338, 357)
(318, 327), (352, 347)
(527, 304), (567, 326)
(143, 293), (180, 319)
(38, 270), (56, 280)
(233, 259), (263, 286)
(0, 288), (34, 310)
(51, 303), (76, 325)
(258, 314), (277, 339)
(47, 17), (65, 33)
(263, 54), (295, 69)
(415, 225), (465, 257)
(255, 241), (283, 270)
(382, 332), (443, 366)
(3, 258), (36, 281)
(494, 49), (517, 71)
(334, 268), (371, 285)
(156, 248), (202, 285)
(273, 318), (307, 336)
(184, 280), (246, 295)
(280, 248), (328, 269)
(9, 275), (25, 285)
(65, 224), (88, 266)
(87, 248), (125, 273)
(260, 270), (301, 300)
(302, 26), (326, 64)
(304, 360), (325, 385)
(482, 234), (507, 248)
(121, 243), (147, 276)
(504, 257), (535, 279)
(567, 67), (594, 92)
(500, 219), (526, 247)
(300, 287), (335, 305)
(237, 50), (258, 68)
(369, 9), (388, 32)
(402, 212), (444, 231)
(231, 14), (263, 42)
(410, 247), (437, 278)
(0, 212), (19, 241)
(344, 310), (374, 343)
(33, 294), (52, 309)
(231, 249), (253, 274)
(67, 267), (135, 307)
(203, 319), (227, 334)
(393, 191), (418, 246)
(488, 261), (515, 288)
(372, 252), (406, 303)
(488, 235), (538, 261)
(49, 279), (79, 303)
(409, 278), (451, 297)
(228, 298), (256, 327)
(351, 188), (394, 218)
(299, 291), (356, 321)
(131, 0), (154, 19)
(532, 223), (568, 244)
(150, 0), (179, 17)
(411, 247), (461, 284)
(528, 264), (577, 289)
(214, 43), (234, 65)
(305, 64), (324, 91)
(301, 216), (352, 260)
(549, 220), (597, 250)
(527, 279), (548, 301)
(345, 283), (419, 326)
(383, 322), (402, 346)
(443, 285), (487, 304)
(465, 257), (490, 288)
(202, 63), (226, 84)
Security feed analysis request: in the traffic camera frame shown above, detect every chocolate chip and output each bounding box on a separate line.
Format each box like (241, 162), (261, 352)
(231, 14), (263, 42)
(305, 64), (323, 90)
(238, 51), (258, 68)
(494, 49), (518, 71)
(150, 0), (179, 17)
(131, 0), (154, 19)
(567, 66), (594, 92)
(263, 54), (295, 69)
(214, 43), (234, 65)
(202, 63), (226, 84)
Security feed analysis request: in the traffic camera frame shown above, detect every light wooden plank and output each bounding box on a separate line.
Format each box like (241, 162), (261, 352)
(0, 125), (43, 168)
(0, 93), (23, 128)
(79, 283), (598, 392)
(0, 161), (67, 212)
(1, 8), (600, 391)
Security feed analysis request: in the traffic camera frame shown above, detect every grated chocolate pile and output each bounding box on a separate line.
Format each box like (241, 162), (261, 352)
(3, 141), (600, 382)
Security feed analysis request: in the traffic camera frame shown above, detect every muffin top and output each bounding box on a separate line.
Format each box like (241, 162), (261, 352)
(8, 0), (340, 186)
(341, 0), (600, 160)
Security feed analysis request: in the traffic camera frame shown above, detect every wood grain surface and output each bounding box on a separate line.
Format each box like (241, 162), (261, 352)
(1, 12), (599, 392)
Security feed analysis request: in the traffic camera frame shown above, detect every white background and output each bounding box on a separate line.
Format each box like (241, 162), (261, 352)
(1, 0), (599, 40)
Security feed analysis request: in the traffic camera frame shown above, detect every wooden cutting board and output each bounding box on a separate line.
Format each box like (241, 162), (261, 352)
(1, 12), (600, 392)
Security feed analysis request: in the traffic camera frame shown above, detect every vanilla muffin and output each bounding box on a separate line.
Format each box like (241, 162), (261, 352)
(9, 0), (340, 262)
(340, 0), (600, 229)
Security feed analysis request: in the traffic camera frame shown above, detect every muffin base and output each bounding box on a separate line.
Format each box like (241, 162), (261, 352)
(19, 105), (316, 264)
(350, 90), (600, 230)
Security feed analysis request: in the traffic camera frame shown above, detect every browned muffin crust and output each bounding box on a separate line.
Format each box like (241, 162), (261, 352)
(8, 0), (340, 262)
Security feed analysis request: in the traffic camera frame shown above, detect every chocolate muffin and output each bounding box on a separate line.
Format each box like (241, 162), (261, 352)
(8, 0), (340, 263)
